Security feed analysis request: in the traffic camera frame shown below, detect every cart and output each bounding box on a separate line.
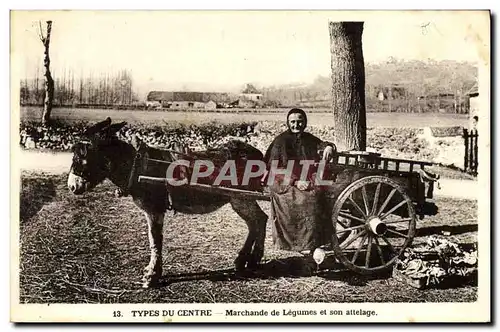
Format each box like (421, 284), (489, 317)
(138, 149), (439, 276)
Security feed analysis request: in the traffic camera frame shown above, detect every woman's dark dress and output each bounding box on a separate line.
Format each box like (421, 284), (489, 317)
(264, 131), (334, 252)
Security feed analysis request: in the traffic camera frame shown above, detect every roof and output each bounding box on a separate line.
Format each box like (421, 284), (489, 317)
(147, 91), (174, 101)
(240, 92), (263, 96)
(418, 93), (456, 99)
(173, 92), (205, 102)
(147, 91), (231, 102)
(467, 84), (479, 97)
(241, 84), (261, 94)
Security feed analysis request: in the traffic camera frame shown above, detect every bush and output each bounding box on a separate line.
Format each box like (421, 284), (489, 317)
(19, 120), (259, 152)
(430, 126), (463, 137)
(19, 120), (90, 151)
(18, 120), (435, 163)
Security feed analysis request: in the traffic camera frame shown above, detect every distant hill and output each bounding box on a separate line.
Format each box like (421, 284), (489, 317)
(260, 59), (478, 112)
(19, 59), (478, 113)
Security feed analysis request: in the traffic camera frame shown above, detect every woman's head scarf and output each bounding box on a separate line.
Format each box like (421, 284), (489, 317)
(286, 108), (308, 132)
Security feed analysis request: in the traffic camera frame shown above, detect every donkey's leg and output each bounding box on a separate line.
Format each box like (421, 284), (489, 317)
(230, 199), (268, 270)
(249, 206), (268, 269)
(142, 211), (165, 288)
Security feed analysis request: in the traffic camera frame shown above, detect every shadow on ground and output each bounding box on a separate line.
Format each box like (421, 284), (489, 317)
(159, 252), (477, 289)
(416, 224), (477, 237)
(383, 223), (477, 239)
(158, 224), (478, 290)
(158, 254), (387, 288)
(20, 176), (57, 223)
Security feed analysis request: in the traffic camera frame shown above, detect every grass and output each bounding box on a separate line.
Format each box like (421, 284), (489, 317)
(20, 106), (470, 128)
(18, 171), (478, 304)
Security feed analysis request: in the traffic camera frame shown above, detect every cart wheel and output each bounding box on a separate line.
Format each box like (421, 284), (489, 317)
(331, 175), (416, 274)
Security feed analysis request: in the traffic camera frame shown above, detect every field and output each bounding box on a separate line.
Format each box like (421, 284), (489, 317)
(19, 106), (470, 128)
(19, 171), (477, 304)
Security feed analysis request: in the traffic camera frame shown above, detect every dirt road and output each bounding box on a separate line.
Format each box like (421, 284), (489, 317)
(17, 149), (73, 174)
(433, 178), (478, 200)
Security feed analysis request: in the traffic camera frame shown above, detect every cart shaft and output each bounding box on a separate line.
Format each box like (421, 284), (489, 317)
(138, 175), (271, 201)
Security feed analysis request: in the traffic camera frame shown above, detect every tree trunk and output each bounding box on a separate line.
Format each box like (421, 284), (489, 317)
(41, 21), (54, 126)
(329, 21), (366, 151)
(79, 77), (83, 105)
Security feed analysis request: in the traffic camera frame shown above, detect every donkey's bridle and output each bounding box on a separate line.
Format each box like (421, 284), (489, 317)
(71, 140), (112, 179)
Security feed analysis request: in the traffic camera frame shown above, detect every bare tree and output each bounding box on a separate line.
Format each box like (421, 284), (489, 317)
(34, 64), (40, 104)
(329, 21), (367, 151)
(79, 75), (84, 105)
(38, 20), (54, 125)
(104, 72), (109, 106)
(20, 78), (30, 104)
(70, 70), (75, 106)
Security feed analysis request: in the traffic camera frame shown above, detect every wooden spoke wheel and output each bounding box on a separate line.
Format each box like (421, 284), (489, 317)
(331, 175), (417, 274)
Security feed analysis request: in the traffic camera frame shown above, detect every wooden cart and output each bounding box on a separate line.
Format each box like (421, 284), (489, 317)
(138, 150), (439, 275)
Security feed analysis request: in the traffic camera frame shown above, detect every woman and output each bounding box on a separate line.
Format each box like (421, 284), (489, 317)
(264, 108), (336, 253)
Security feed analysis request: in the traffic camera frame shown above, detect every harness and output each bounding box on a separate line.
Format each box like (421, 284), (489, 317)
(116, 143), (195, 212)
(118, 147), (143, 197)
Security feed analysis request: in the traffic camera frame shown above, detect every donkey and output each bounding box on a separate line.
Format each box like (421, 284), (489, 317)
(67, 118), (269, 287)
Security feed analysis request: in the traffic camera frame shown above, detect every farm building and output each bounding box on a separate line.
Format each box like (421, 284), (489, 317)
(373, 85), (407, 100)
(468, 85), (479, 129)
(239, 83), (264, 104)
(468, 89), (479, 112)
(205, 100), (217, 110)
(229, 99), (259, 108)
(145, 100), (161, 109)
(146, 91), (231, 109)
(417, 91), (474, 114)
(239, 92), (263, 102)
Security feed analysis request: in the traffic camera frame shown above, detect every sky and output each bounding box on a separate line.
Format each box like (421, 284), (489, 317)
(10, 10), (489, 96)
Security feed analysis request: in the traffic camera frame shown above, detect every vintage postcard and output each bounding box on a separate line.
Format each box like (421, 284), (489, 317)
(10, 10), (491, 323)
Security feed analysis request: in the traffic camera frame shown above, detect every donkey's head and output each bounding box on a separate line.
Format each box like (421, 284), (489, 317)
(68, 117), (127, 195)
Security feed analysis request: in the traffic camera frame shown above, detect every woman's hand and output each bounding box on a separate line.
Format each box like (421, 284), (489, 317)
(322, 145), (335, 161)
(295, 180), (310, 191)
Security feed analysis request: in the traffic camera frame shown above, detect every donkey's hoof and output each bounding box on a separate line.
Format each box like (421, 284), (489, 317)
(246, 259), (261, 270)
(142, 275), (161, 288)
(247, 251), (263, 270)
(234, 256), (248, 271)
(142, 266), (162, 288)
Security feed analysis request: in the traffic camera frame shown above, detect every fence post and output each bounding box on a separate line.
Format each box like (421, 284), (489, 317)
(469, 131), (474, 173)
(473, 131), (479, 174)
(463, 128), (469, 173)
(463, 128), (479, 175)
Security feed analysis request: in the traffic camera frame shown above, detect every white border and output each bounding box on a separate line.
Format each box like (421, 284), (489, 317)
(4, 2), (497, 329)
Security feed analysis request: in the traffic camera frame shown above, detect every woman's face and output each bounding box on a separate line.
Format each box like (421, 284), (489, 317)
(288, 113), (306, 133)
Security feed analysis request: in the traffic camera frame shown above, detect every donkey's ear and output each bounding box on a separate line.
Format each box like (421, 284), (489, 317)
(106, 121), (127, 136)
(83, 117), (112, 137)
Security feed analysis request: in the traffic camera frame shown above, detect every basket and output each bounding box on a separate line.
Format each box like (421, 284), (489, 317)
(392, 239), (478, 290)
(392, 266), (428, 289)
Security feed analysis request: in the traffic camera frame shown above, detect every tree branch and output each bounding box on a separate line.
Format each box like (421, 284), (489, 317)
(37, 20), (45, 43)
(45, 21), (52, 46)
